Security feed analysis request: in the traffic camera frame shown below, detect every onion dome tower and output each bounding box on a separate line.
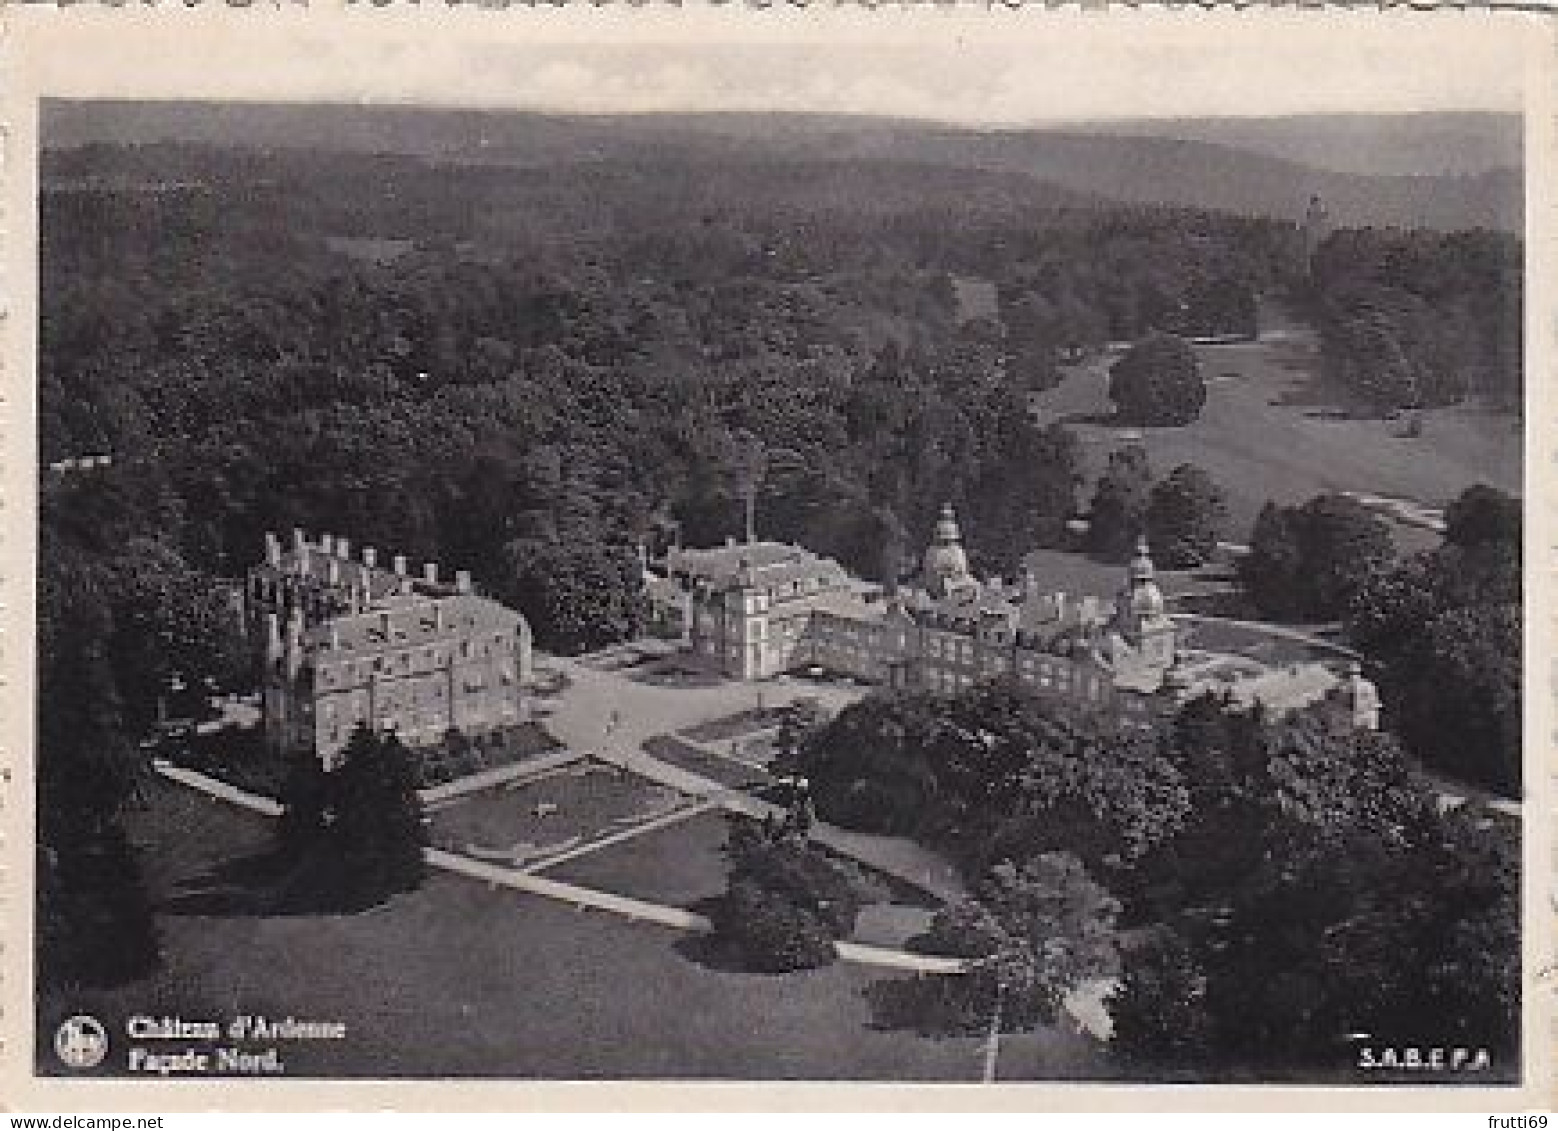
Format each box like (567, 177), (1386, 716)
(1115, 536), (1175, 667)
(922, 503), (973, 598)
(1121, 536), (1167, 619)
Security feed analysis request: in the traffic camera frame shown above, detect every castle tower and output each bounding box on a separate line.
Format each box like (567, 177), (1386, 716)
(922, 503), (972, 598)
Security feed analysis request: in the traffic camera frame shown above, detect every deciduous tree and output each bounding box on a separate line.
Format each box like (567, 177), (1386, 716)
(1108, 333), (1206, 426)
(1146, 463), (1228, 568)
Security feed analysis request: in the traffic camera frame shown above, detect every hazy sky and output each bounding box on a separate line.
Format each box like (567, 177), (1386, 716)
(14, 7), (1534, 125)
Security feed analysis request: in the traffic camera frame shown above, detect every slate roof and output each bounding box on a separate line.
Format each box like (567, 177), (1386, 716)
(301, 593), (523, 660)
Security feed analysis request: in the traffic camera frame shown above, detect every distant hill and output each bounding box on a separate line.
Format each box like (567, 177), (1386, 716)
(925, 129), (1519, 232)
(1082, 112), (1520, 178)
(42, 101), (1522, 232)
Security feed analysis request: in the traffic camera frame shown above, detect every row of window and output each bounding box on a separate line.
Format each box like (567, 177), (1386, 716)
(916, 656), (1106, 702)
(320, 699), (520, 748)
(318, 676), (514, 718)
(924, 668), (974, 693)
(927, 634), (975, 663)
(316, 637), (514, 687)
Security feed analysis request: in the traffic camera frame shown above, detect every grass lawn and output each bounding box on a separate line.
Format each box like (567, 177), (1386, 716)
(39, 778), (1110, 1080)
(1176, 618), (1341, 666)
(1034, 301), (1520, 546)
(542, 807), (735, 909)
(428, 762), (686, 856)
(542, 805), (934, 928)
(1018, 545), (1233, 604)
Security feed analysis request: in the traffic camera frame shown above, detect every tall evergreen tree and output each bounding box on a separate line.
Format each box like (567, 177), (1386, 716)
(1088, 445), (1153, 561)
(36, 585), (161, 988)
(329, 724), (428, 902)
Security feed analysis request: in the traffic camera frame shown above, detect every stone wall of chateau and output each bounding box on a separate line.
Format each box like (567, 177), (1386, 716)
(664, 507), (1376, 734)
(246, 531), (533, 768)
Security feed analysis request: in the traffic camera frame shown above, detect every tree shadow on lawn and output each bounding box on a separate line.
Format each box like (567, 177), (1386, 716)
(670, 899), (781, 974)
(1267, 370), (1396, 421)
(860, 972), (993, 1038)
(160, 846), (404, 918)
(1171, 589), (1257, 619)
(671, 932), (770, 975)
(1055, 408), (1138, 430)
(625, 661), (726, 689)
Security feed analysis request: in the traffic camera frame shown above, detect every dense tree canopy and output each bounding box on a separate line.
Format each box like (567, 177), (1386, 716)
(1108, 694), (1517, 1073)
(501, 538), (648, 655)
(1307, 228), (1521, 412)
(792, 682), (1190, 881)
(1346, 485), (1522, 793)
(1240, 493), (1395, 620)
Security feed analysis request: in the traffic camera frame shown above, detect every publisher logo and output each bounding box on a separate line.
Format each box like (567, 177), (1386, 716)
(54, 1015), (108, 1069)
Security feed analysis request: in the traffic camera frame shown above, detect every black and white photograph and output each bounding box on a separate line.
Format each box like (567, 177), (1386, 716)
(9, 6), (1546, 1103)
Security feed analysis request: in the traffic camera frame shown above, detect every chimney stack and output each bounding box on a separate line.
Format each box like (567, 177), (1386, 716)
(265, 611), (282, 662)
(285, 608), (304, 678)
(424, 562), (439, 586)
(393, 554), (408, 577)
(321, 533), (335, 556)
(455, 569), (472, 594)
(292, 528), (306, 554)
(265, 532), (282, 568)
(363, 546), (377, 570)
(336, 536), (351, 560)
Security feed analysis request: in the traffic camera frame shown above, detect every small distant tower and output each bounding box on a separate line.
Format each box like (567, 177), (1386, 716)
(1301, 194), (1329, 279)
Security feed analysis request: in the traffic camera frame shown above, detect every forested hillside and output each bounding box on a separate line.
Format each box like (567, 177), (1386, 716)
(42, 142), (1299, 608)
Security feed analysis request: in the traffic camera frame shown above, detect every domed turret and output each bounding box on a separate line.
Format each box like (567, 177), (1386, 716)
(1122, 536), (1166, 619)
(922, 502), (971, 597)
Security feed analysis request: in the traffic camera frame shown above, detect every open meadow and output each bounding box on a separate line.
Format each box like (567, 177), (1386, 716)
(1030, 301), (1521, 546)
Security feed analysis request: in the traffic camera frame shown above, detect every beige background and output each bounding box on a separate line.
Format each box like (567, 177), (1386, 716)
(1, 3), (1552, 1111)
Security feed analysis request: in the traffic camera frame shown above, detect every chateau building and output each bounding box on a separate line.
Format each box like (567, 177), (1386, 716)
(656, 504), (1377, 732)
(244, 530), (534, 767)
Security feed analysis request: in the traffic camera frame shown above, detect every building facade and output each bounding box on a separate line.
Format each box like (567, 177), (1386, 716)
(245, 530), (534, 767)
(656, 504), (1376, 732)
